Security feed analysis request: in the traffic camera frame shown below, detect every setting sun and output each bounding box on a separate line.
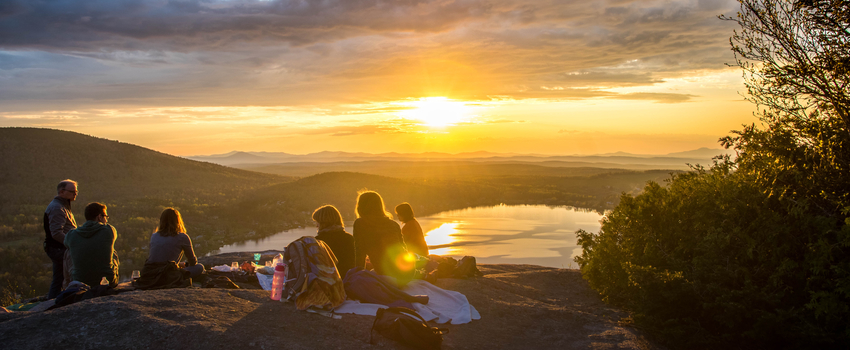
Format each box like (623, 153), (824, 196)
(400, 97), (474, 127)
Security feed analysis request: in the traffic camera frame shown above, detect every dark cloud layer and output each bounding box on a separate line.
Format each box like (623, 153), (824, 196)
(0, 0), (742, 108)
(0, 0), (489, 50)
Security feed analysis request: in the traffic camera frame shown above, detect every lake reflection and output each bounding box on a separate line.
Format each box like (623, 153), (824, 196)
(212, 204), (603, 269)
(417, 205), (603, 268)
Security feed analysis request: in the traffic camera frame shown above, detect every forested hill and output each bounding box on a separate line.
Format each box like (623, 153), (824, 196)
(0, 128), (290, 204)
(0, 128), (295, 302)
(0, 127), (673, 302)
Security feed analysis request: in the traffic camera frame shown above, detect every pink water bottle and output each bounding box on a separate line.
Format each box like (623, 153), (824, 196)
(270, 263), (286, 300)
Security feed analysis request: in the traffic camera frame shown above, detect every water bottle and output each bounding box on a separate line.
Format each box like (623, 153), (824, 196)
(270, 263), (286, 301)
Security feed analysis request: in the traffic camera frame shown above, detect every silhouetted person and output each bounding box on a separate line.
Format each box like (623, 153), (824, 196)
(43, 179), (78, 298)
(395, 203), (429, 257)
(64, 202), (119, 287)
(313, 205), (355, 279)
(147, 208), (204, 278)
(353, 191), (414, 286)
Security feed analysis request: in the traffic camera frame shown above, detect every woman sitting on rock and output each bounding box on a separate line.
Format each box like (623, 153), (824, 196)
(395, 202), (429, 258)
(146, 208), (205, 278)
(353, 191), (414, 286)
(313, 205), (355, 280)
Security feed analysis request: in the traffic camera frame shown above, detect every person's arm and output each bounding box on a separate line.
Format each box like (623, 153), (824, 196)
(411, 220), (428, 256)
(392, 221), (406, 249)
(353, 221), (366, 269)
(110, 226), (119, 266)
(181, 234), (198, 266)
(47, 206), (67, 244)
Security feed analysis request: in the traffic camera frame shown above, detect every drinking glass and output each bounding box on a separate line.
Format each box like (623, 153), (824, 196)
(254, 253), (261, 262)
(231, 262), (239, 271)
(131, 270), (140, 279)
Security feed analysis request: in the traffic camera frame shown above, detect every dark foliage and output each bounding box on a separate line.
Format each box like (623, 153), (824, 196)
(576, 1), (850, 348)
(576, 162), (849, 348)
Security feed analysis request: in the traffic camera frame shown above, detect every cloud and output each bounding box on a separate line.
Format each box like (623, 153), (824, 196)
(0, 0), (490, 51)
(298, 124), (408, 137)
(612, 92), (697, 103)
(0, 0), (742, 109)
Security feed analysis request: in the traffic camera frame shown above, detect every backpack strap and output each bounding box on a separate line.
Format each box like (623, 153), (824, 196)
(284, 239), (309, 301)
(369, 307), (385, 345)
(385, 307), (450, 335)
(385, 307), (428, 323)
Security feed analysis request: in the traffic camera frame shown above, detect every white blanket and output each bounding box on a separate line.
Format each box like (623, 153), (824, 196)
(333, 280), (480, 325)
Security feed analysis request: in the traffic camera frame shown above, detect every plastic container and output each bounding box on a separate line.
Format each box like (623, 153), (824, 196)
(270, 263), (287, 301)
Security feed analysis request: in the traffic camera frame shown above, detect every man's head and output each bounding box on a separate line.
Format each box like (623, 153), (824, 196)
(57, 179), (78, 201)
(84, 202), (108, 222)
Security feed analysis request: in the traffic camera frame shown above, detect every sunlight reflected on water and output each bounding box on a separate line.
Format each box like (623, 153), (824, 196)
(213, 205), (604, 269)
(424, 222), (459, 247)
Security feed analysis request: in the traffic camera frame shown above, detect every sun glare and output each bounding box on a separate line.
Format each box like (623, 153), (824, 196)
(425, 222), (461, 256)
(400, 97), (473, 127)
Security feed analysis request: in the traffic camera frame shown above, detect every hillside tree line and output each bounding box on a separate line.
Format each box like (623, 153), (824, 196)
(575, 1), (850, 348)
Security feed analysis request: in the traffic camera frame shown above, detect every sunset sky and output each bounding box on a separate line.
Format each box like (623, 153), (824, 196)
(0, 0), (757, 156)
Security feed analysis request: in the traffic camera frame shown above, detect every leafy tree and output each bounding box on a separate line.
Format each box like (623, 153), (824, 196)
(724, 1), (850, 340)
(723, 0), (849, 213)
(576, 1), (850, 348)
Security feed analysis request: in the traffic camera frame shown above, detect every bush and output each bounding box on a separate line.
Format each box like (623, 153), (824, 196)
(575, 162), (850, 348)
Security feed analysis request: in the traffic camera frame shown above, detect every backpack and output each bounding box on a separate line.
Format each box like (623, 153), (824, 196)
(452, 256), (482, 278)
(283, 236), (347, 310)
(370, 307), (448, 350)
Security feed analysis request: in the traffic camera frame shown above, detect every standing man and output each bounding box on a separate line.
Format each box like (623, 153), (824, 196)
(64, 202), (119, 287)
(43, 179), (78, 299)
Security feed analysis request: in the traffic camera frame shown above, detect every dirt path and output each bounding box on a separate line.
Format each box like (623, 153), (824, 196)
(0, 264), (659, 349)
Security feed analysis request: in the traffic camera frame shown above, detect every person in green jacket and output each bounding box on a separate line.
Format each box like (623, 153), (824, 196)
(64, 202), (119, 287)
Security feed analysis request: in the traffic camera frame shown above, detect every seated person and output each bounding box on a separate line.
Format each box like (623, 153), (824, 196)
(395, 202), (429, 257)
(64, 202), (119, 287)
(353, 191), (415, 286)
(313, 205), (355, 279)
(146, 208), (204, 278)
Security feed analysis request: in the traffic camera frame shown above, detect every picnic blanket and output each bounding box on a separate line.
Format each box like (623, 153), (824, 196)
(333, 280), (480, 324)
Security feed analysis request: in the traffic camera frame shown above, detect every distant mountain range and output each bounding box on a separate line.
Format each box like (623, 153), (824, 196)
(187, 147), (734, 169)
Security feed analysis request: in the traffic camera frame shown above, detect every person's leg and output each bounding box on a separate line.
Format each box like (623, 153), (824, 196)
(45, 246), (64, 299)
(183, 263), (205, 278)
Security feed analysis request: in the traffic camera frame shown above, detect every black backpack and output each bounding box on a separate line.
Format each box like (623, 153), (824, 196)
(370, 307), (448, 350)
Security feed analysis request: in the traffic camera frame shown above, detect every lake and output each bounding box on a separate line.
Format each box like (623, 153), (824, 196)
(211, 204), (604, 269)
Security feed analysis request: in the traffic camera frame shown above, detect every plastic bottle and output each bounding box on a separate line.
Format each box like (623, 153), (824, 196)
(270, 263), (286, 301)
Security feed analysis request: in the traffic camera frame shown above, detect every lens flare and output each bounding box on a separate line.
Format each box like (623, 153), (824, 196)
(395, 252), (416, 272)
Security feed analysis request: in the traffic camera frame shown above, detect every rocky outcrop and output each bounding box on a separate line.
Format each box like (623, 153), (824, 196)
(0, 265), (658, 349)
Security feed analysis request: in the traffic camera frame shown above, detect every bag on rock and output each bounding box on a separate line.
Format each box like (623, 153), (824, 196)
(283, 236), (346, 310)
(370, 307), (448, 350)
(453, 256), (482, 278)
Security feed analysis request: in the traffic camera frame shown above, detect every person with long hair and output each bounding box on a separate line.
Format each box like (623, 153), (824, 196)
(313, 205), (355, 279)
(395, 202), (429, 257)
(146, 208), (204, 278)
(353, 191), (414, 285)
